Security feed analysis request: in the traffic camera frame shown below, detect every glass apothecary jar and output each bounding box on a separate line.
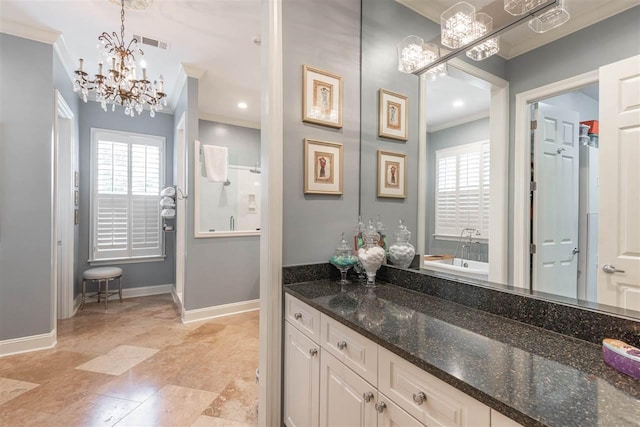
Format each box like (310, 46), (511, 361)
(357, 220), (386, 287)
(388, 219), (415, 268)
(329, 233), (359, 285)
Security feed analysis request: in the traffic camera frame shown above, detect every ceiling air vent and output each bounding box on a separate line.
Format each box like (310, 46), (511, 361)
(133, 34), (168, 50)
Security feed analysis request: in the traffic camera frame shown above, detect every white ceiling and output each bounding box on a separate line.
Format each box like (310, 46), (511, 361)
(0, 0), (634, 130)
(0, 0), (262, 126)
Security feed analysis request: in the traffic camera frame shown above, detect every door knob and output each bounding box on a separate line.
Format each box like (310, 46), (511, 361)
(603, 264), (625, 274)
(362, 391), (374, 403)
(337, 341), (347, 350)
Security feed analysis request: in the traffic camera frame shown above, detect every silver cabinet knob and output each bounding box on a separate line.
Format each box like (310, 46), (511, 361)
(363, 391), (374, 403)
(337, 341), (347, 350)
(375, 402), (387, 413)
(603, 264), (625, 274)
(309, 348), (318, 356)
(572, 248), (580, 255)
(294, 312), (302, 320)
(413, 391), (426, 405)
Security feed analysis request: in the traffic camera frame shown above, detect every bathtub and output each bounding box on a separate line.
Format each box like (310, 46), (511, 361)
(422, 258), (489, 281)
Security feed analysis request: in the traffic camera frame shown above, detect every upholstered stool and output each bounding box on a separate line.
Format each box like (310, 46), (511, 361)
(81, 267), (123, 310)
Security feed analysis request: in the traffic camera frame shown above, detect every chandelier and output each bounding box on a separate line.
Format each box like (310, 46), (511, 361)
(73, 0), (166, 117)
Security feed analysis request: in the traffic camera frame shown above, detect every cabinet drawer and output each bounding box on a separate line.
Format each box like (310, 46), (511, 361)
(321, 313), (378, 386)
(379, 346), (490, 427)
(285, 294), (321, 343)
(491, 410), (523, 427)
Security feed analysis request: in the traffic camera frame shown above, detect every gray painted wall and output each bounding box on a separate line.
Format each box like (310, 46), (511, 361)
(0, 34), (55, 340)
(182, 78), (260, 310)
(505, 6), (640, 284)
(198, 120), (260, 167)
(426, 118), (490, 261)
(77, 100), (175, 291)
(282, 0), (362, 266)
(544, 90), (598, 122)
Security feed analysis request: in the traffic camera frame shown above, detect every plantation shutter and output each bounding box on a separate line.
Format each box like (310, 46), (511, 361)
(91, 130), (164, 261)
(435, 141), (490, 239)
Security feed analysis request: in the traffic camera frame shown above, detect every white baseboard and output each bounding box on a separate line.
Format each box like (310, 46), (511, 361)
(182, 299), (259, 323)
(122, 283), (173, 299)
(170, 286), (183, 315)
(0, 330), (57, 358)
(73, 294), (82, 316)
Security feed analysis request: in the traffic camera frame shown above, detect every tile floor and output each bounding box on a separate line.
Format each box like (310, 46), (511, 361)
(0, 294), (259, 427)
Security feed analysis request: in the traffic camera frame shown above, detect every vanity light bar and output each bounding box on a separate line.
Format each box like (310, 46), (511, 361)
(412, 0), (559, 76)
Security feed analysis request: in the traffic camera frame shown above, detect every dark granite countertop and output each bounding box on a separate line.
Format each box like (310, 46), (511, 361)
(285, 280), (640, 427)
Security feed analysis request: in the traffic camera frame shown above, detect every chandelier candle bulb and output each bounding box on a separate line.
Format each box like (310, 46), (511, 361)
(97, 62), (103, 75)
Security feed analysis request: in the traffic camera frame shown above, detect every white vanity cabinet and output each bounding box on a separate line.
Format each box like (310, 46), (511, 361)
(284, 294), (522, 427)
(284, 321), (320, 427)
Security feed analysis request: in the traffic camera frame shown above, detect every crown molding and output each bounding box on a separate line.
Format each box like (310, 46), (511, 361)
(198, 111), (261, 130)
(0, 19), (61, 45)
(182, 63), (206, 80)
(53, 35), (78, 83)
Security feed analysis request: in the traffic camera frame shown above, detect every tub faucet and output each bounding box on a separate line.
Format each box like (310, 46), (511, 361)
(454, 228), (480, 267)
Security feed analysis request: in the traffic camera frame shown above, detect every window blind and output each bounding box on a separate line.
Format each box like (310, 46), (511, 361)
(91, 129), (164, 261)
(435, 140), (490, 239)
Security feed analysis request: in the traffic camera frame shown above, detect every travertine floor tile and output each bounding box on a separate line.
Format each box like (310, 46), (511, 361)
(201, 376), (258, 424)
(51, 393), (140, 426)
(191, 415), (256, 427)
(0, 407), (58, 426)
(81, 300), (140, 314)
(0, 370), (112, 415)
(0, 377), (39, 405)
(0, 294), (259, 425)
(114, 384), (217, 427)
(76, 345), (159, 376)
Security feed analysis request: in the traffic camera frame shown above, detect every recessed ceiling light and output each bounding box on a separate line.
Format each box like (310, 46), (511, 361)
(238, 102), (248, 109)
(453, 99), (464, 107)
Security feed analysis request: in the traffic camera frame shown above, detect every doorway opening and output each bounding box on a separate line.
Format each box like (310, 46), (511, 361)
(54, 90), (76, 320)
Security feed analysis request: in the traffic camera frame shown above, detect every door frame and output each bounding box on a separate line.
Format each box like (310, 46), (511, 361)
(417, 58), (509, 284)
(513, 70), (599, 289)
(53, 90), (76, 320)
(175, 112), (187, 314)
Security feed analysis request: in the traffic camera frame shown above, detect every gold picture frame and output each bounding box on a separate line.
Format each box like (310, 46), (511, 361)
(304, 138), (343, 195)
(377, 150), (407, 198)
(302, 65), (343, 129)
(378, 89), (408, 141)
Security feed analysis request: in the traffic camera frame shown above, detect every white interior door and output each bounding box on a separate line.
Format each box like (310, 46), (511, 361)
(55, 91), (75, 320)
(175, 114), (186, 309)
(532, 102), (580, 298)
(597, 55), (640, 310)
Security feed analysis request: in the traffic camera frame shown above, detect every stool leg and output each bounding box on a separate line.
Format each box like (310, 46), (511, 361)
(105, 279), (109, 310)
(119, 276), (123, 303)
(81, 279), (86, 310)
(97, 279), (101, 303)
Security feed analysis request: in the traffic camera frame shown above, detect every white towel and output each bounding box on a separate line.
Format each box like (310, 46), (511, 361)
(160, 187), (176, 197)
(161, 208), (176, 218)
(203, 145), (228, 182)
(160, 197), (175, 208)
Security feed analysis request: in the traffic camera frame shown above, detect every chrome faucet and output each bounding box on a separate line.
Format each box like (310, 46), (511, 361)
(454, 228), (481, 267)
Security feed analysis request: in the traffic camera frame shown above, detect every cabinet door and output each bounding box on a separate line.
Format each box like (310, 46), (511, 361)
(378, 394), (425, 427)
(284, 321), (320, 427)
(320, 351), (377, 427)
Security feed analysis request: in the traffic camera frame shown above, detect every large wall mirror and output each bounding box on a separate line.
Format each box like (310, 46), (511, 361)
(360, 0), (640, 318)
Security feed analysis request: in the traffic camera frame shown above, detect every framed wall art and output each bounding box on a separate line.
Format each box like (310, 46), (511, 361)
(302, 65), (343, 129)
(378, 89), (408, 141)
(377, 150), (406, 198)
(304, 138), (343, 195)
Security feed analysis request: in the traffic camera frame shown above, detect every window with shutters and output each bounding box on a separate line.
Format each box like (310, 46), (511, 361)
(90, 128), (165, 262)
(435, 140), (490, 239)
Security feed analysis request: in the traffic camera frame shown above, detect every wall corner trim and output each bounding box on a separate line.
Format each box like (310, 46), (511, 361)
(0, 330), (57, 358)
(182, 299), (260, 323)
